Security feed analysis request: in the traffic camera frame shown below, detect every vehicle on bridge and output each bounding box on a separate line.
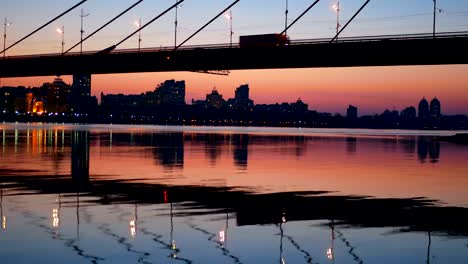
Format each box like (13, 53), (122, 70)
(239, 34), (290, 48)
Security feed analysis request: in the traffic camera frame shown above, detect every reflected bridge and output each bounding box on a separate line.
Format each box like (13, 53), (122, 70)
(1, 32), (468, 78)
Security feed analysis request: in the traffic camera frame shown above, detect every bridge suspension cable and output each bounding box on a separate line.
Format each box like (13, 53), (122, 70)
(0, 0), (88, 56)
(330, 0), (372, 43)
(101, 0), (184, 54)
(64, 0), (145, 55)
(176, 0), (241, 50)
(280, 0), (321, 36)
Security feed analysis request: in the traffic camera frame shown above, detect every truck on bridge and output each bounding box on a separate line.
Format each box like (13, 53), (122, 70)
(239, 34), (289, 48)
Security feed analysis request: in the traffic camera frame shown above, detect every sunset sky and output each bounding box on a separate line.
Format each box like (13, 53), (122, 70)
(2, 0), (468, 115)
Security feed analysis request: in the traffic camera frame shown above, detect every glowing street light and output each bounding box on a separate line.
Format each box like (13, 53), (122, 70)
(332, 1), (341, 42)
(56, 26), (65, 54)
(134, 18), (142, 52)
(3, 18), (12, 59)
(225, 10), (233, 47)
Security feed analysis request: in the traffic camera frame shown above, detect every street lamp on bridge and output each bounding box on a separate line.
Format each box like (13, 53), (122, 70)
(79, 8), (90, 55)
(224, 10), (233, 48)
(174, 1), (183, 48)
(134, 18), (142, 52)
(3, 18), (12, 59)
(285, 0), (289, 39)
(332, 1), (341, 42)
(432, 0), (443, 39)
(56, 26), (65, 54)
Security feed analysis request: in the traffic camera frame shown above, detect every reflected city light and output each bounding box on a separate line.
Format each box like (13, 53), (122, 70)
(52, 208), (60, 228)
(129, 219), (136, 237)
(219, 230), (225, 243)
(327, 248), (334, 260)
(171, 239), (177, 258)
(1, 216), (6, 230)
(281, 257), (286, 264)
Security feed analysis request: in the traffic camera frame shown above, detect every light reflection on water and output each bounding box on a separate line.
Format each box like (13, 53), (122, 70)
(0, 123), (468, 264)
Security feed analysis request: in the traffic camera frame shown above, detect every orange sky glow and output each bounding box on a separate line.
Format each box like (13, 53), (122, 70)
(2, 64), (468, 115)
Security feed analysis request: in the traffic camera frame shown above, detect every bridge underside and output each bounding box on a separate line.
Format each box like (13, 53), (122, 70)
(1, 37), (468, 78)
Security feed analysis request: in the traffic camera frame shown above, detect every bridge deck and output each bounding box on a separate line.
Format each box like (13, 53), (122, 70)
(1, 32), (468, 77)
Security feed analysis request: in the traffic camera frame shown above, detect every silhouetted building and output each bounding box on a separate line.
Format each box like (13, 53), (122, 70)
(430, 97), (441, 128)
(101, 93), (145, 108)
(230, 84), (253, 110)
(401, 106), (416, 120)
(430, 98), (441, 119)
(43, 77), (71, 113)
(154, 80), (186, 105)
(400, 106), (417, 128)
(206, 88), (225, 109)
(0, 86), (28, 114)
(72, 73), (91, 98)
(418, 97), (430, 124)
(291, 98), (308, 112)
(347, 105), (358, 120)
(25, 93), (34, 113)
(70, 73), (95, 114)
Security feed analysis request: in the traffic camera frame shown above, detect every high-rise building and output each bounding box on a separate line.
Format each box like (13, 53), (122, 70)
(418, 98), (430, 120)
(347, 105), (358, 119)
(44, 77), (71, 113)
(430, 97), (441, 119)
(25, 93), (34, 113)
(0, 86), (28, 114)
(72, 73), (91, 98)
(401, 106), (417, 120)
(430, 97), (442, 128)
(235, 84), (249, 106)
(154, 80), (186, 105)
(231, 84), (254, 110)
(70, 73), (93, 114)
(206, 88), (224, 109)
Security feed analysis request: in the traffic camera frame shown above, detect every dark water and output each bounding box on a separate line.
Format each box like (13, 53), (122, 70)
(1, 123), (468, 264)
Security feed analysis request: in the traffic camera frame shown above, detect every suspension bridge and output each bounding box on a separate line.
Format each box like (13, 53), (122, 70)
(0, 0), (467, 78)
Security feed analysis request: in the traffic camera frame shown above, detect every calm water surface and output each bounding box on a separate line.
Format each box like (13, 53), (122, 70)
(1, 123), (468, 264)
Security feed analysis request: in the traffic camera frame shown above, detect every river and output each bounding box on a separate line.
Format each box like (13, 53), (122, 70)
(0, 123), (467, 263)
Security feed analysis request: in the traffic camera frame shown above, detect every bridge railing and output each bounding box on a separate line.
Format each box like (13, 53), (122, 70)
(290, 31), (468, 45)
(3, 31), (468, 60)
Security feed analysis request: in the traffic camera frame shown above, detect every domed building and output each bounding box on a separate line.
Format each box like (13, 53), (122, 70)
(430, 97), (441, 119)
(418, 98), (430, 120)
